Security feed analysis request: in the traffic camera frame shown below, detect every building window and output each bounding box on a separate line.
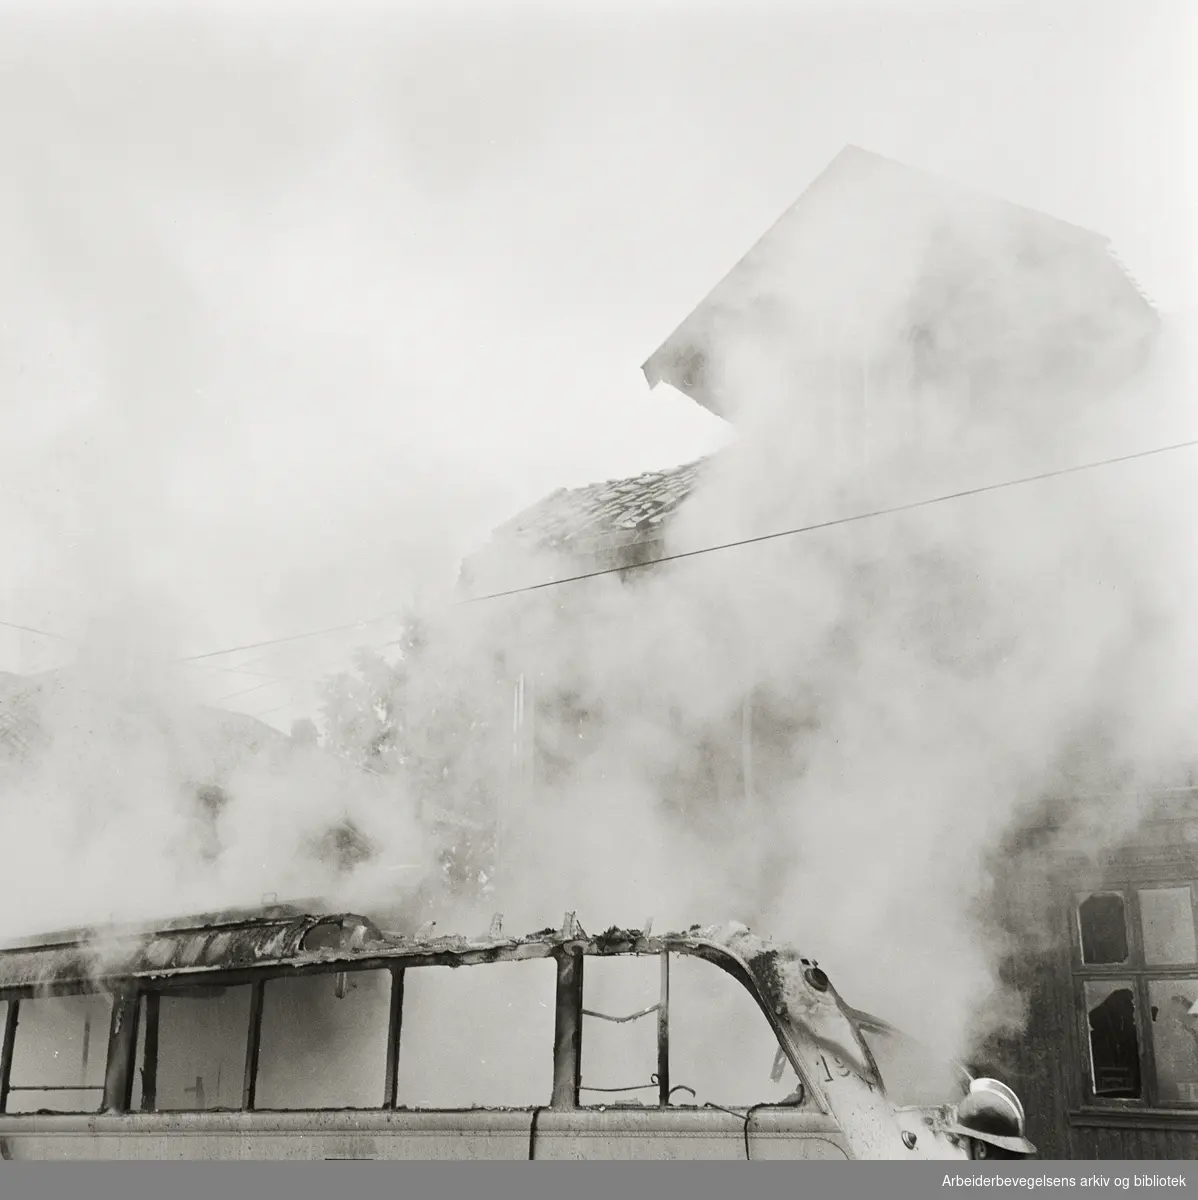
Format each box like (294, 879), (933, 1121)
(1141, 889), (1198, 966)
(1073, 883), (1198, 1108)
(1078, 893), (1130, 965)
(1084, 980), (1142, 1099)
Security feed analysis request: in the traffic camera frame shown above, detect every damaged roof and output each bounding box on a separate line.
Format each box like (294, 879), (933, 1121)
(0, 909), (822, 1009)
(459, 459), (707, 594)
(490, 460), (705, 558)
(643, 144), (1161, 421)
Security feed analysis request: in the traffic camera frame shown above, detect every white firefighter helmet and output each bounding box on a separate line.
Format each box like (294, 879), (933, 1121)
(947, 1078), (1037, 1156)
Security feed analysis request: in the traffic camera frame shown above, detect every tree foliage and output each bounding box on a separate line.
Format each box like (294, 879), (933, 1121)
(318, 613), (509, 900)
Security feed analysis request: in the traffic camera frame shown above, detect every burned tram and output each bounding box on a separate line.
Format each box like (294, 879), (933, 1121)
(0, 906), (1030, 1160)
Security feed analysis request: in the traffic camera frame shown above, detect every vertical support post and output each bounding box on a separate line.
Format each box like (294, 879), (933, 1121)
(657, 953), (670, 1108)
(0, 999), (19, 1114)
(551, 952), (583, 1109)
(101, 989), (140, 1113)
(383, 967), (405, 1110)
(81, 1015), (91, 1085)
(242, 980), (264, 1111)
(140, 993), (160, 1112)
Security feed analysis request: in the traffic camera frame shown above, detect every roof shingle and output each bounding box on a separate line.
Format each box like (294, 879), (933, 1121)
(488, 459), (704, 557)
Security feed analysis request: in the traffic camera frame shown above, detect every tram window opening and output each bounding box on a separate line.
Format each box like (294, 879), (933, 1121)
(132, 984), (251, 1112)
(256, 969), (392, 1109)
(6, 992), (112, 1114)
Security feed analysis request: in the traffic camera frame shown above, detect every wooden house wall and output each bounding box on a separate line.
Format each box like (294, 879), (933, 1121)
(997, 822), (1198, 1160)
(986, 949), (1076, 1160)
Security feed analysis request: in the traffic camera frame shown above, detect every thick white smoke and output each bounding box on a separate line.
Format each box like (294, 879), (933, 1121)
(401, 172), (1198, 1069)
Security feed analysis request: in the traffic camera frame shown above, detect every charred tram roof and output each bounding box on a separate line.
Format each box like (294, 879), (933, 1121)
(0, 911), (827, 1010)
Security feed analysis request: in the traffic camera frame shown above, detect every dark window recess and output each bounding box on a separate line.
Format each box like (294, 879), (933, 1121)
(5, 993), (112, 1114)
(133, 985), (251, 1112)
(1085, 981), (1141, 1099)
(1079, 893), (1129, 965)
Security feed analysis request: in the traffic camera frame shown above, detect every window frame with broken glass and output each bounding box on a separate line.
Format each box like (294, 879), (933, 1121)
(1072, 877), (1198, 1111)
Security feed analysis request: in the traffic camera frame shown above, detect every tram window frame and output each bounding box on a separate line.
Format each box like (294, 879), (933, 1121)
(569, 949), (819, 1113)
(0, 987), (115, 1115)
(392, 956), (559, 1111)
(128, 955), (559, 1114)
(131, 981), (257, 1113)
(129, 963), (405, 1114)
(5, 950), (822, 1118)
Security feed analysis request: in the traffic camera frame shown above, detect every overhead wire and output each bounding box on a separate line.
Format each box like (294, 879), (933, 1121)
(183, 658), (285, 681)
(13, 436), (1198, 670)
(210, 679), (292, 704)
(248, 701), (301, 720)
(457, 436), (1198, 605)
(180, 435), (1198, 660)
(178, 609), (409, 663)
(0, 619), (74, 642)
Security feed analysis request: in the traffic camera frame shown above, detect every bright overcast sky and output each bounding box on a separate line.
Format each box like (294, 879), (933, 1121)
(0, 0), (1193, 725)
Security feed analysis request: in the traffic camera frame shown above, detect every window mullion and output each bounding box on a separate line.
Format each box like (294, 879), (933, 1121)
(242, 980), (265, 1112)
(383, 967), (404, 1110)
(0, 998), (19, 1113)
(101, 988), (140, 1113)
(141, 993), (160, 1113)
(1135, 972), (1161, 1108)
(1128, 887), (1146, 968)
(657, 953), (670, 1108)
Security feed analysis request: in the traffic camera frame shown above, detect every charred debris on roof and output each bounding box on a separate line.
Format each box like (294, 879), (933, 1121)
(0, 909), (833, 1006)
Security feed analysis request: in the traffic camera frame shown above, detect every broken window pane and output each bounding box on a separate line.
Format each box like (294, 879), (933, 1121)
(1148, 979), (1198, 1105)
(1078, 893), (1129, 965)
(133, 985), (250, 1111)
(667, 954), (806, 1108)
(6, 992), (111, 1113)
(394, 959), (554, 1109)
(579, 954), (662, 1107)
(1140, 888), (1197, 966)
(1084, 980), (1141, 1099)
(256, 970), (392, 1110)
